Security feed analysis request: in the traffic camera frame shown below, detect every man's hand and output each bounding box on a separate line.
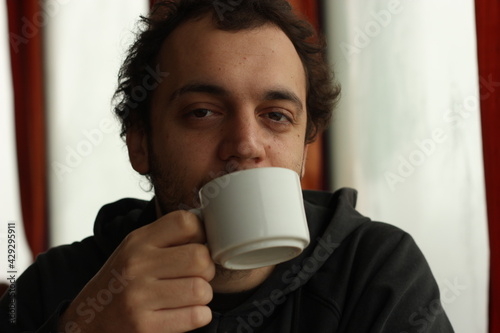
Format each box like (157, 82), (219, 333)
(58, 210), (215, 333)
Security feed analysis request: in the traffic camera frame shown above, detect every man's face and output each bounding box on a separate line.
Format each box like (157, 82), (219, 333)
(128, 16), (308, 213)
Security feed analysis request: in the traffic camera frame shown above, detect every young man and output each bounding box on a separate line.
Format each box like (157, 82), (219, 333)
(1, 0), (454, 332)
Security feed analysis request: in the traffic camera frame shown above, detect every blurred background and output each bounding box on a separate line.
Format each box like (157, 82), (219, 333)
(1, 0), (498, 332)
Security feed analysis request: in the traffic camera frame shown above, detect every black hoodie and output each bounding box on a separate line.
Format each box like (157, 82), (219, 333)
(0, 188), (454, 332)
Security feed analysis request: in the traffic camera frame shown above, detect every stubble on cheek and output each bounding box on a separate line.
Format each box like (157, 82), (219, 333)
(146, 137), (195, 214)
(147, 145), (239, 214)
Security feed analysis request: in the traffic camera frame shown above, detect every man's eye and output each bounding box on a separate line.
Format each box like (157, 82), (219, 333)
(266, 112), (291, 123)
(191, 109), (213, 118)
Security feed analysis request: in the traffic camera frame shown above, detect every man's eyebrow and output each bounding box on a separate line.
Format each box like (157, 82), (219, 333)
(169, 83), (304, 112)
(169, 83), (228, 102)
(263, 89), (304, 112)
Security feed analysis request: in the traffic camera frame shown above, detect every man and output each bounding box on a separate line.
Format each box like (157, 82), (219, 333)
(1, 0), (454, 332)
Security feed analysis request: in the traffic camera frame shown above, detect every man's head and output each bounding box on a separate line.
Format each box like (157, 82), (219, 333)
(113, 0), (340, 213)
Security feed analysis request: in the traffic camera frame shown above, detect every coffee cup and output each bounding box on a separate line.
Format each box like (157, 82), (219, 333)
(191, 167), (309, 270)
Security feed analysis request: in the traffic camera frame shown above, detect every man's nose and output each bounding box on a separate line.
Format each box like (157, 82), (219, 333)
(217, 113), (267, 165)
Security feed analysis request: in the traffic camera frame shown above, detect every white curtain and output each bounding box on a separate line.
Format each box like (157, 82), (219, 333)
(324, 1), (489, 332)
(0, 2), (33, 280)
(44, 0), (152, 246)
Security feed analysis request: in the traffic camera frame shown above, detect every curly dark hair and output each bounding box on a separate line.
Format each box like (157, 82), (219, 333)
(113, 0), (340, 143)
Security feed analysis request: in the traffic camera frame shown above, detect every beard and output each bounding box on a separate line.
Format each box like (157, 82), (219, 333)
(146, 141), (249, 279)
(148, 147), (242, 215)
(148, 152), (197, 215)
(146, 138), (306, 279)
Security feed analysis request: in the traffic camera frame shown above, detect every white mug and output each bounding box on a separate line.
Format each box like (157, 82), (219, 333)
(192, 167), (310, 270)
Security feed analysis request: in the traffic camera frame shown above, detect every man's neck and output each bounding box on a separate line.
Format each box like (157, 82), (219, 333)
(210, 264), (275, 293)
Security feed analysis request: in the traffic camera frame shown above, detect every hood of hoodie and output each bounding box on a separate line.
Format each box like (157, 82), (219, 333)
(93, 197), (155, 256)
(208, 188), (370, 330)
(91, 188), (369, 332)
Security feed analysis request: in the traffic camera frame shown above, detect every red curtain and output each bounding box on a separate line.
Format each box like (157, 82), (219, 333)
(475, 1), (500, 332)
(7, 0), (48, 258)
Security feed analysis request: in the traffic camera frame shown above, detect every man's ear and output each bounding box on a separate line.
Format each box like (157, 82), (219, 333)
(301, 144), (309, 178)
(126, 126), (150, 175)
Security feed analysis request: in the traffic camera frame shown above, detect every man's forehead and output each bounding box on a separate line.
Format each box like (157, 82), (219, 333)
(159, 14), (292, 56)
(151, 13), (307, 109)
